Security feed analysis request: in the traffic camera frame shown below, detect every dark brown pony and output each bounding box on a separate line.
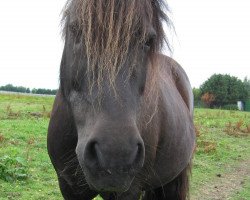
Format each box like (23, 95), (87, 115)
(47, 0), (195, 199)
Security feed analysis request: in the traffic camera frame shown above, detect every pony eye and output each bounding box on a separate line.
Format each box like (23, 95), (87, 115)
(69, 23), (77, 34)
(145, 37), (154, 48)
(69, 23), (82, 43)
(144, 34), (156, 50)
(69, 22), (81, 35)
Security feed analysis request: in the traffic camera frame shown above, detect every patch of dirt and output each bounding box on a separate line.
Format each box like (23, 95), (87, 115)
(192, 159), (250, 200)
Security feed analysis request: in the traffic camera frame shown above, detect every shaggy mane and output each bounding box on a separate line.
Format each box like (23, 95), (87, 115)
(62, 0), (171, 88)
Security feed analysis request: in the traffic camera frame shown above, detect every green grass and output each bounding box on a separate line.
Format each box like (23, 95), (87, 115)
(231, 179), (250, 200)
(0, 94), (59, 200)
(191, 109), (250, 199)
(0, 94), (249, 200)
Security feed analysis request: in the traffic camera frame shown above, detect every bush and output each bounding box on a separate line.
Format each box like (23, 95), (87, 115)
(0, 155), (29, 182)
(201, 92), (215, 108)
(221, 104), (238, 111)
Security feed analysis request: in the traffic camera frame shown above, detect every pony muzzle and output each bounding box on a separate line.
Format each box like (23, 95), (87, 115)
(77, 130), (145, 192)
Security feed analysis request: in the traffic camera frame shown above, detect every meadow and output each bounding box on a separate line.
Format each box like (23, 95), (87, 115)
(0, 93), (249, 200)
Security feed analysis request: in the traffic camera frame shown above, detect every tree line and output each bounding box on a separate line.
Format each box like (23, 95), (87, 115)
(193, 74), (250, 109)
(0, 84), (57, 95)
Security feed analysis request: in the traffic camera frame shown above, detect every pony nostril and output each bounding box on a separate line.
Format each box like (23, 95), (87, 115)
(84, 141), (106, 169)
(128, 142), (144, 167)
(84, 141), (97, 166)
(94, 143), (106, 167)
(135, 142), (144, 167)
(137, 143), (142, 158)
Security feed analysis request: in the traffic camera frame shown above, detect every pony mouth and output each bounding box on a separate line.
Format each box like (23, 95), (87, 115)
(88, 181), (132, 193)
(83, 167), (136, 192)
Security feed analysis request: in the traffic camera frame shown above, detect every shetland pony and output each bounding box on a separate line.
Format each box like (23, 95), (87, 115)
(48, 0), (195, 199)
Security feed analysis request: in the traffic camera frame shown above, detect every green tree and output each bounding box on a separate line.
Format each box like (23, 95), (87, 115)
(193, 87), (201, 106)
(0, 84), (14, 91)
(26, 88), (31, 93)
(0, 84), (30, 93)
(0, 84), (57, 95)
(200, 74), (248, 107)
(243, 77), (250, 99)
(31, 88), (37, 94)
(31, 88), (57, 95)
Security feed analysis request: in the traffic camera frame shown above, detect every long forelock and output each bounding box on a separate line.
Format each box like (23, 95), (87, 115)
(62, 0), (171, 89)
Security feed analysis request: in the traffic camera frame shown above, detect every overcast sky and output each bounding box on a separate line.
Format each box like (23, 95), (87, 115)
(0, 0), (249, 89)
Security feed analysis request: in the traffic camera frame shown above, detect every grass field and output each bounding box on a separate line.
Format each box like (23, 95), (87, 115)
(0, 94), (249, 200)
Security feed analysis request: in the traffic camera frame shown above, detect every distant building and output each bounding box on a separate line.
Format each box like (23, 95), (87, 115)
(237, 101), (244, 111)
